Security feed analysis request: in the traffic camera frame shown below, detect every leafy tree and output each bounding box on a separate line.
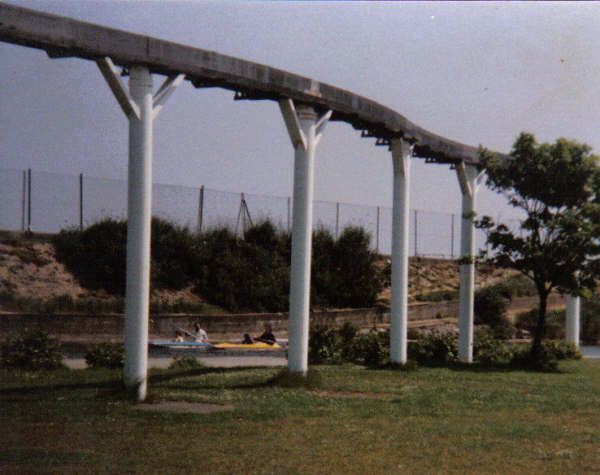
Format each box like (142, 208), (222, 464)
(477, 132), (600, 362)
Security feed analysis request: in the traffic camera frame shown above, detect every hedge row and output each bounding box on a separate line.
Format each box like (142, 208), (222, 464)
(53, 218), (383, 313)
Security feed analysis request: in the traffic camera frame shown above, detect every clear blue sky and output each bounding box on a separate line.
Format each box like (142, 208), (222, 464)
(1, 0), (599, 220)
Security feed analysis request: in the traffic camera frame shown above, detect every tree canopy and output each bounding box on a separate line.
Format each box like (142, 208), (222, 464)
(478, 132), (600, 360)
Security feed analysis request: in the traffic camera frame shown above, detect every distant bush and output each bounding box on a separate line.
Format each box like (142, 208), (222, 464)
(53, 218), (196, 295)
(85, 343), (124, 369)
(474, 329), (514, 367)
(310, 229), (337, 308)
(515, 308), (565, 340)
(408, 331), (458, 366)
(328, 227), (382, 308)
(53, 219), (127, 294)
(493, 275), (536, 298)
(540, 340), (581, 361)
(53, 218), (384, 313)
(309, 325), (342, 364)
(309, 323), (388, 367)
(474, 286), (513, 339)
(582, 294), (600, 344)
(194, 222), (290, 312)
(0, 330), (63, 370)
(349, 331), (389, 367)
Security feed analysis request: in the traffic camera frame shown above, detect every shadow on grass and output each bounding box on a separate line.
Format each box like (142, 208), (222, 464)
(0, 366), (276, 398)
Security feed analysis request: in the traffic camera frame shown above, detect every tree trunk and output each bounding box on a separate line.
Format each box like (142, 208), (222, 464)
(530, 290), (548, 361)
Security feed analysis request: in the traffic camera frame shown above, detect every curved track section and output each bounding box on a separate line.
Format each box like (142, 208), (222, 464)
(0, 3), (506, 164)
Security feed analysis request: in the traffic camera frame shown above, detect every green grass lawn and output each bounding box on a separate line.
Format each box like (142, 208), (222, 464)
(2, 361), (600, 474)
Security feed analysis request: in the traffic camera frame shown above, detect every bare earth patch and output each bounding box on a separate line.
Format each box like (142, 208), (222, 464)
(134, 401), (235, 414)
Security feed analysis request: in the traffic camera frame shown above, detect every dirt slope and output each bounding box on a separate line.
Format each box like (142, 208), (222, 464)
(0, 233), (516, 312)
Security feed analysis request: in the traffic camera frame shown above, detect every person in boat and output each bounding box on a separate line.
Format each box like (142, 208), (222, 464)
(254, 323), (276, 345)
(174, 330), (185, 342)
(241, 333), (253, 345)
(194, 322), (209, 343)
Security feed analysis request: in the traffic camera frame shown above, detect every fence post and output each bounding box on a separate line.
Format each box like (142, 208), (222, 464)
(287, 196), (291, 233)
(27, 168), (31, 232)
(197, 185), (204, 233)
(21, 170), (26, 232)
(375, 205), (380, 253)
(335, 202), (340, 238)
(413, 209), (418, 256)
(79, 173), (83, 231)
(451, 213), (455, 259)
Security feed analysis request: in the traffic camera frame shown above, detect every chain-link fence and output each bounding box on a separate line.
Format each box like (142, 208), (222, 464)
(0, 167), (520, 257)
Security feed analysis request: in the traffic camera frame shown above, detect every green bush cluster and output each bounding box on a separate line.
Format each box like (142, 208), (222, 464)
(473, 329), (514, 367)
(84, 343), (124, 369)
(195, 223), (290, 312)
(408, 331), (458, 365)
(309, 323), (388, 367)
(53, 219), (383, 313)
(474, 286), (514, 339)
(515, 308), (565, 339)
(53, 218), (196, 295)
(512, 292), (600, 344)
(308, 323), (579, 371)
(581, 294), (600, 344)
(0, 330), (64, 370)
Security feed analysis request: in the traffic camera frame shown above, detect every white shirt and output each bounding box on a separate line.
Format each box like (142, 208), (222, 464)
(195, 328), (209, 342)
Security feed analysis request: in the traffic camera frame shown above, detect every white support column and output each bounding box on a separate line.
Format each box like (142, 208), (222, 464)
(98, 59), (184, 401)
(566, 294), (581, 347)
(455, 162), (484, 363)
(123, 65), (153, 401)
(279, 99), (330, 374)
(389, 139), (412, 364)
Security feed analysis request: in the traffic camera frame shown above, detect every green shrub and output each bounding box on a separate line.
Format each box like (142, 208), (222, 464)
(474, 286), (513, 339)
(349, 331), (389, 367)
(474, 329), (514, 367)
(408, 331), (458, 366)
(168, 354), (204, 370)
(85, 343), (124, 369)
(311, 228), (337, 308)
(0, 330), (63, 370)
(53, 217), (384, 313)
(195, 223), (290, 312)
(509, 340), (578, 372)
(53, 219), (127, 294)
(338, 322), (359, 361)
(329, 227), (382, 308)
(540, 340), (581, 360)
(499, 275), (537, 298)
(53, 218), (197, 295)
(510, 343), (559, 372)
(309, 325), (342, 364)
(515, 308), (565, 339)
(582, 294), (600, 344)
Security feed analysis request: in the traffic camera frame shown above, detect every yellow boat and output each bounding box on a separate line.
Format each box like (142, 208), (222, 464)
(213, 342), (282, 350)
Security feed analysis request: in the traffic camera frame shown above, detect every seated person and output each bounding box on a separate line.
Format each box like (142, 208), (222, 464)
(193, 322), (209, 343)
(241, 333), (253, 345)
(254, 323), (276, 345)
(174, 330), (185, 342)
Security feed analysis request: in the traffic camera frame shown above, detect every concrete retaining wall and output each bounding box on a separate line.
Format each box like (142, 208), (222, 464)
(0, 294), (564, 340)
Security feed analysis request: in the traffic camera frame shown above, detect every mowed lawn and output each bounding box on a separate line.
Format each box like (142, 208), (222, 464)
(2, 361), (600, 474)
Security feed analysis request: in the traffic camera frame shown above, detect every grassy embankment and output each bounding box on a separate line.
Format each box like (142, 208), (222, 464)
(2, 361), (600, 473)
